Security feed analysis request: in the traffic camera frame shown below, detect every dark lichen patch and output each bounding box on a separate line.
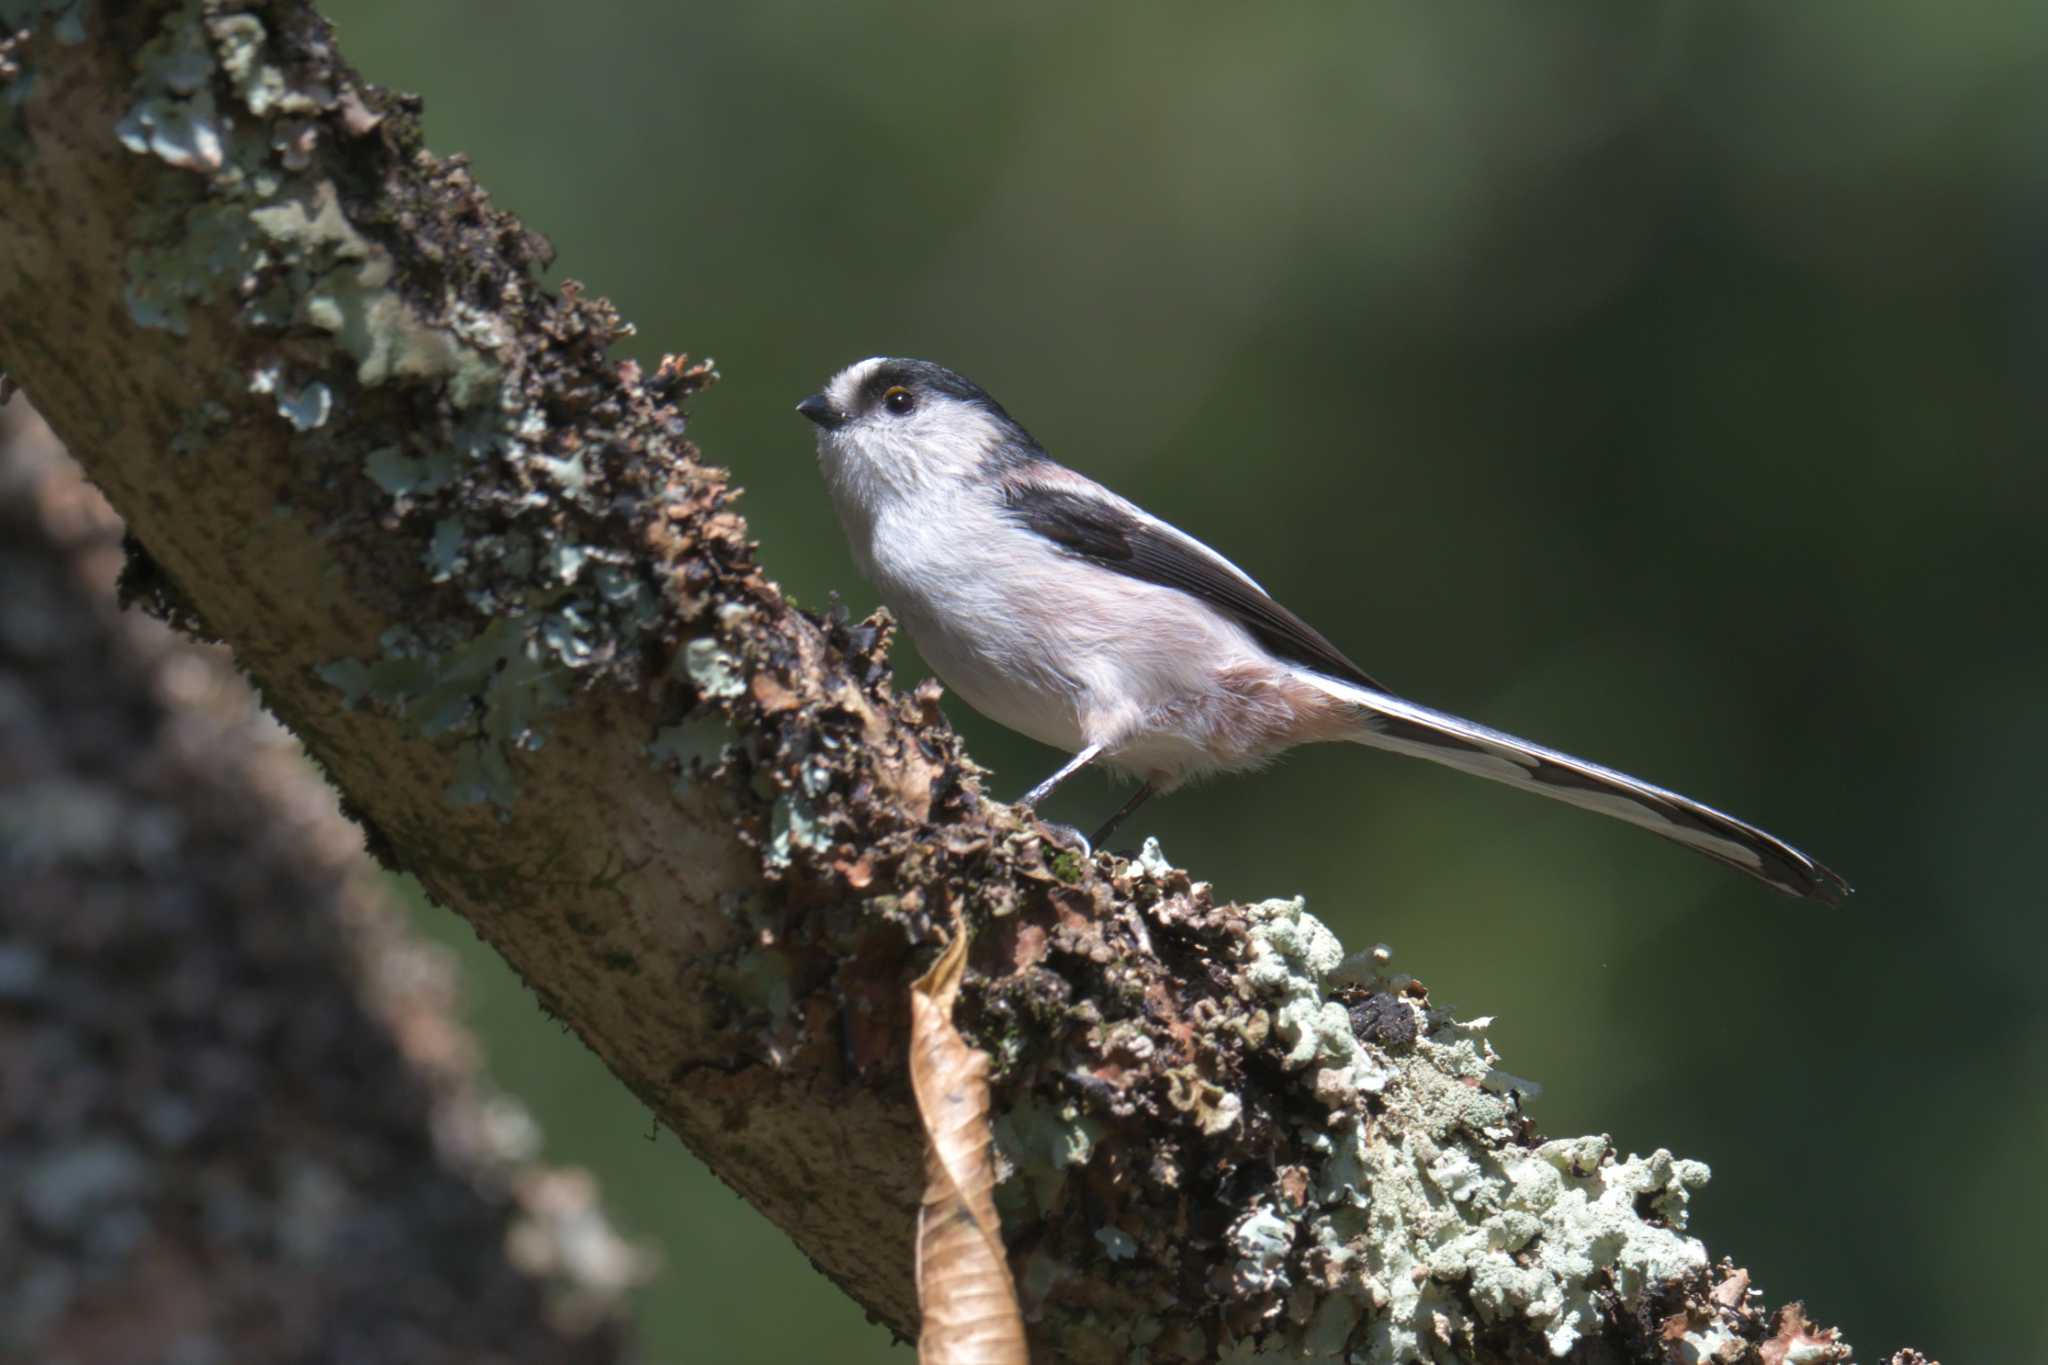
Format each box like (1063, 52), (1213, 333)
(1341, 991), (1418, 1050)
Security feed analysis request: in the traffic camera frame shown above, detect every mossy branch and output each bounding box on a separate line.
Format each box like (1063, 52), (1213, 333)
(0, 5), (1920, 1361)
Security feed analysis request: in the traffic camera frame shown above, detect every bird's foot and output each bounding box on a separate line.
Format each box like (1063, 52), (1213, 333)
(1035, 820), (1093, 860)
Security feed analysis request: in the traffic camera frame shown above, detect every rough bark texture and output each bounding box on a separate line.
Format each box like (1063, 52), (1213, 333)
(0, 5), (1926, 1361)
(0, 402), (647, 1364)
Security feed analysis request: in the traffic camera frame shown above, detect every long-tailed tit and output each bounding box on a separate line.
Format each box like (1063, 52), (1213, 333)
(797, 357), (1849, 904)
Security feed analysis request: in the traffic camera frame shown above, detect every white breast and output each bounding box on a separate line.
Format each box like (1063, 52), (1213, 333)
(831, 481), (1276, 779)
(859, 486), (1096, 752)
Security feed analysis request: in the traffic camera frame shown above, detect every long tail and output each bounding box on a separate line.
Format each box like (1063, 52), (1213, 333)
(1300, 674), (1850, 905)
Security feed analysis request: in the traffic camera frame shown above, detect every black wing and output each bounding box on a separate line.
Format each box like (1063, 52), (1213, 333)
(1000, 479), (1390, 693)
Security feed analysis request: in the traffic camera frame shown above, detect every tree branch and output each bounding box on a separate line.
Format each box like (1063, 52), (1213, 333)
(0, 5), (1922, 1360)
(0, 400), (646, 1364)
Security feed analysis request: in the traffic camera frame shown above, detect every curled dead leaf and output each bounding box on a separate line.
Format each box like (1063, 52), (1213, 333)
(911, 931), (1027, 1364)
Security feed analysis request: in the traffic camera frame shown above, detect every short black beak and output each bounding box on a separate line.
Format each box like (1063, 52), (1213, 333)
(796, 393), (845, 430)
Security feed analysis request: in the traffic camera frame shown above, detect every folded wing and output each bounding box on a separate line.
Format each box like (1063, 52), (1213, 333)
(998, 476), (1390, 692)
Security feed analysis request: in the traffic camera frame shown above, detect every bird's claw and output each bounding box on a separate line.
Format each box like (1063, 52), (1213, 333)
(1036, 820), (1093, 860)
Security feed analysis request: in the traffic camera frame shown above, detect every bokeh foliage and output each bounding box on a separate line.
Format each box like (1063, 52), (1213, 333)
(331, 3), (2048, 1359)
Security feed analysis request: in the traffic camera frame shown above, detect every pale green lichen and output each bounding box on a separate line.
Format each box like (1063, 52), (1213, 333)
(1218, 894), (1718, 1361)
(110, 2), (510, 423)
(538, 602), (599, 667)
(532, 447), (590, 497)
(447, 736), (522, 810)
(112, 0), (219, 173)
(1229, 1204), (1295, 1297)
(993, 1098), (1103, 1216)
(797, 755), (835, 800)
(249, 181), (501, 404)
(211, 12), (321, 119)
(1094, 1226), (1137, 1262)
(646, 712), (735, 789)
(276, 376), (327, 429)
(762, 793), (827, 872)
(115, 83), (221, 171)
(80, 5), (681, 819)
(1243, 898), (1396, 1100)
(1162, 1064), (1242, 1136)
(119, 16), (498, 411)
(1457, 1144), (1709, 1354)
(247, 363), (330, 430)
(680, 637), (746, 700)
(424, 518), (466, 581)
(316, 619), (568, 807)
(363, 445), (458, 498)
(545, 540), (588, 585)
(123, 202), (258, 336)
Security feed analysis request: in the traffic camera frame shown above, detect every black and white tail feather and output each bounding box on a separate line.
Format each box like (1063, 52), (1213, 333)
(1297, 673), (1849, 905)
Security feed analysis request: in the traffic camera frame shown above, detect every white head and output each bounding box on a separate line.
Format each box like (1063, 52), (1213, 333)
(797, 357), (1044, 504)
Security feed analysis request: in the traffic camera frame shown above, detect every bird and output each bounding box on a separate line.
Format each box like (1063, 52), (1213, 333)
(796, 357), (1849, 904)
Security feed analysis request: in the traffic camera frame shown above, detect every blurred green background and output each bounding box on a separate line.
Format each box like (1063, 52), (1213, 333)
(327, 2), (2046, 1360)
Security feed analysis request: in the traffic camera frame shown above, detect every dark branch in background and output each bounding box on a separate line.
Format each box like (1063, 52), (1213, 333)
(0, 5), (1928, 1361)
(0, 402), (646, 1365)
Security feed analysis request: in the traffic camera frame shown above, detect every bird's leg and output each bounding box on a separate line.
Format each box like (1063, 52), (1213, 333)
(1015, 744), (1106, 858)
(1088, 781), (1157, 849)
(1015, 743), (1103, 810)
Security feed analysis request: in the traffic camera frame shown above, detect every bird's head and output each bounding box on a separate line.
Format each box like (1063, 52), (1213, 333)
(798, 357), (1041, 496)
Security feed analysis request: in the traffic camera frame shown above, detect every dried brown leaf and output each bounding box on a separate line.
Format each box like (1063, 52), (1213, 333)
(911, 931), (1027, 1365)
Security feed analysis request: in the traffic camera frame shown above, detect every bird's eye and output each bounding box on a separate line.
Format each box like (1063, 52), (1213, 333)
(883, 386), (916, 416)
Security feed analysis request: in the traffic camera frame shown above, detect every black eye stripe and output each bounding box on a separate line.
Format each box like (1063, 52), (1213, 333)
(846, 359), (1049, 470)
(858, 359), (1004, 416)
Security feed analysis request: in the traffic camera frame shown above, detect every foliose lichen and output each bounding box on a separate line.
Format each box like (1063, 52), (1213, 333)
(102, 4), (679, 814)
(645, 712), (736, 790)
(763, 792), (828, 873)
(1235, 897), (1719, 1359)
(988, 850), (1729, 1363)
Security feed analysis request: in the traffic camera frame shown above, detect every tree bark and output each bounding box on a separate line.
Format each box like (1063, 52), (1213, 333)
(0, 400), (647, 1364)
(0, 5), (1924, 1361)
